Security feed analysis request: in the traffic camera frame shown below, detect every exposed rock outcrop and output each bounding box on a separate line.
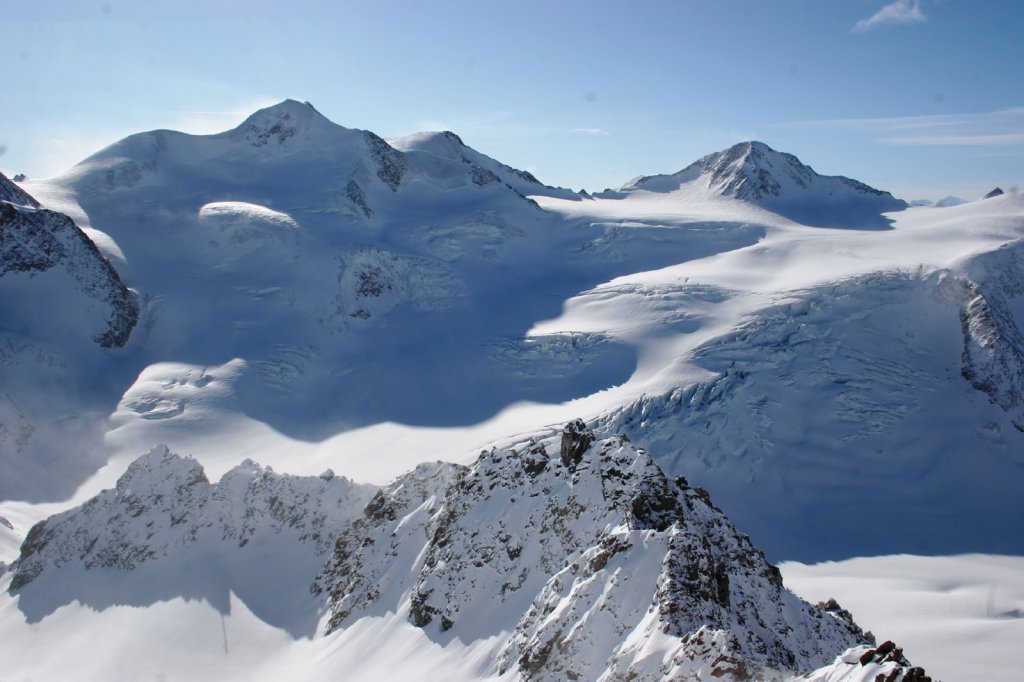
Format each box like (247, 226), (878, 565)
(0, 174), (139, 347)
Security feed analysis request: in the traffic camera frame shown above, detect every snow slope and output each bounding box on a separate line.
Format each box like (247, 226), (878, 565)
(782, 554), (1024, 682)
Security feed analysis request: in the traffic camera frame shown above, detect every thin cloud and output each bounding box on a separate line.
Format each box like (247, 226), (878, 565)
(778, 107), (1024, 147)
(170, 110), (263, 116)
(881, 132), (1024, 146)
(414, 115), (610, 139)
(788, 107), (1024, 132)
(852, 0), (926, 33)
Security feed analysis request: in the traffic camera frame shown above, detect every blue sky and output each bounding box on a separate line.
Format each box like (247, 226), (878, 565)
(2, 0), (1022, 200)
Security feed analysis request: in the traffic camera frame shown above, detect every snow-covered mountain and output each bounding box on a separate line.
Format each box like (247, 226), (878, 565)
(5, 421), (936, 681)
(617, 141), (907, 228)
(1, 100), (1021, 679)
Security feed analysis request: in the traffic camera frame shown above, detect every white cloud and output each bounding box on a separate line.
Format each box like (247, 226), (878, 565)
(570, 128), (610, 136)
(852, 0), (926, 33)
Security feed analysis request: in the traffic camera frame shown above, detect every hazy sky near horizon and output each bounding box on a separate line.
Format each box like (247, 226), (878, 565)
(2, 0), (1022, 200)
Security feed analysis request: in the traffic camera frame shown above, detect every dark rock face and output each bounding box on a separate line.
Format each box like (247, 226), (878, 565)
(345, 180), (372, 218)
(521, 439), (550, 476)
(559, 418), (593, 469)
(0, 194), (139, 348)
(983, 187), (1005, 199)
(311, 460), (460, 628)
(363, 131), (406, 191)
(0, 202), (66, 274)
(470, 166), (501, 186)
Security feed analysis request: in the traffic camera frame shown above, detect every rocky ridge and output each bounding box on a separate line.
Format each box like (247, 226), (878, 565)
(9, 445), (376, 592)
(314, 421), (875, 680)
(0, 172), (139, 347)
(960, 239), (1024, 430)
(6, 422), (935, 680)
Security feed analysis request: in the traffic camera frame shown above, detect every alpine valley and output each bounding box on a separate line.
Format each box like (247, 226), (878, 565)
(2, 100), (1022, 681)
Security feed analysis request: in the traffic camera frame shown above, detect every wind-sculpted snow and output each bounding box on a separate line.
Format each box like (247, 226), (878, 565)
(3, 99), (1022, 679)
(198, 201), (299, 251)
(315, 422), (873, 680)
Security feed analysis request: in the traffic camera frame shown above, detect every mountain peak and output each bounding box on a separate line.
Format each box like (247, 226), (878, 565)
(230, 99), (337, 147)
(694, 140), (812, 201)
(246, 99), (328, 123)
(622, 140), (907, 228)
(389, 130), (470, 162)
(935, 195), (967, 208)
(313, 422), (873, 679)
